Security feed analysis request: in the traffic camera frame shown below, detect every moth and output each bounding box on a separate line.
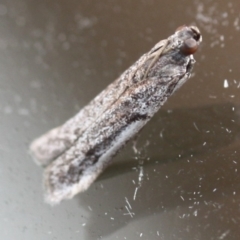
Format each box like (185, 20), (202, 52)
(30, 25), (202, 204)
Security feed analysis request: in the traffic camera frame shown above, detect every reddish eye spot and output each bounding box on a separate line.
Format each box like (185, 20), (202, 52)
(181, 38), (198, 55)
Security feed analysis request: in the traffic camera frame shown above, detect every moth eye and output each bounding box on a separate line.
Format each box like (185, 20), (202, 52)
(190, 26), (202, 42)
(181, 38), (198, 55)
(175, 25), (186, 32)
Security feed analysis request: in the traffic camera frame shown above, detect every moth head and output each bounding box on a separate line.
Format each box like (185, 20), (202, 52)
(175, 25), (202, 56)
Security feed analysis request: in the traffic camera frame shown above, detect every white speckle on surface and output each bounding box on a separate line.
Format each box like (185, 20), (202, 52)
(125, 197), (132, 209)
(219, 230), (230, 239)
(224, 79), (229, 88)
(140, 233), (143, 237)
(157, 231), (160, 236)
(75, 14), (97, 30)
(159, 129), (164, 138)
(88, 206), (92, 211)
(234, 17), (240, 31)
(133, 187), (138, 201)
(193, 210), (198, 216)
(82, 223), (86, 227)
(138, 166), (144, 183)
(177, 169), (183, 175)
(193, 122), (200, 131)
(180, 196), (184, 201)
(133, 165), (144, 200)
(209, 95), (217, 99)
(225, 128), (231, 133)
(132, 140), (140, 154)
(179, 214), (186, 219)
(222, 12), (228, 18)
(213, 188), (217, 192)
(124, 206), (134, 218)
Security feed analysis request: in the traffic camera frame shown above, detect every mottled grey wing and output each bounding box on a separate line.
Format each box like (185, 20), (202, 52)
(30, 75), (130, 166)
(29, 41), (166, 166)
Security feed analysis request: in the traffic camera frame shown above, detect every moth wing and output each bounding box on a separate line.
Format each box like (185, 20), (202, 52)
(30, 77), (126, 166)
(150, 39), (168, 54)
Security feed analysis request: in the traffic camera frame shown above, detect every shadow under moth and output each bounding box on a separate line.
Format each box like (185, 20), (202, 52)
(30, 25), (202, 205)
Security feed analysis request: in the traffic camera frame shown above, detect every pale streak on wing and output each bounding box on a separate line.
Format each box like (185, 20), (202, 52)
(29, 48), (158, 166)
(43, 74), (173, 204)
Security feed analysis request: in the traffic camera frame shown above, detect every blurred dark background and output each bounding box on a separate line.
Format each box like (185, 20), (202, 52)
(1, 0), (240, 239)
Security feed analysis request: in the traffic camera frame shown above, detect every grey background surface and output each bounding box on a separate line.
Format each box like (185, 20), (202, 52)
(1, 0), (240, 239)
